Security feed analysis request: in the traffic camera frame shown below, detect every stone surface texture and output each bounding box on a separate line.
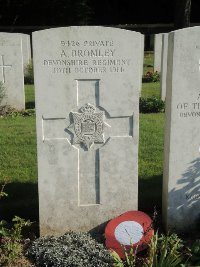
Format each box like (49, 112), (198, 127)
(21, 34), (31, 68)
(163, 26), (200, 232)
(140, 34), (144, 92)
(0, 32), (24, 110)
(154, 33), (163, 72)
(33, 26), (142, 235)
(160, 33), (168, 100)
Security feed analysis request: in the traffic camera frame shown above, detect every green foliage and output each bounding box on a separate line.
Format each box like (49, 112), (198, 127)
(141, 83), (160, 99)
(111, 232), (190, 267)
(0, 183), (8, 200)
(143, 52), (154, 74)
(190, 240), (200, 266)
(26, 231), (114, 267)
(25, 84), (35, 109)
(140, 97), (165, 113)
(0, 106), (35, 117)
(111, 250), (125, 267)
(143, 232), (189, 267)
(0, 216), (32, 265)
(111, 246), (137, 267)
(0, 183), (32, 265)
(143, 71), (160, 83)
(24, 60), (34, 84)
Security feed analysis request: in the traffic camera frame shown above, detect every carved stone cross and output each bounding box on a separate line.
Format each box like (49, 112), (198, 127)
(0, 55), (12, 83)
(42, 79), (134, 206)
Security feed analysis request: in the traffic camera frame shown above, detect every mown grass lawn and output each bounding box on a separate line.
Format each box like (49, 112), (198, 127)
(143, 51), (154, 74)
(139, 113), (164, 213)
(0, 115), (38, 221)
(0, 69), (164, 221)
(141, 82), (160, 98)
(25, 84), (35, 109)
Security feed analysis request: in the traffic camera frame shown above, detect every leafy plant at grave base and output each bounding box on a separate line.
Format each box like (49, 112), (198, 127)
(0, 183), (32, 265)
(111, 232), (191, 267)
(139, 97), (165, 113)
(142, 232), (191, 267)
(0, 217), (32, 265)
(0, 81), (6, 105)
(142, 71), (160, 83)
(111, 245), (137, 267)
(26, 231), (114, 267)
(0, 183), (8, 200)
(189, 239), (200, 266)
(24, 60), (34, 84)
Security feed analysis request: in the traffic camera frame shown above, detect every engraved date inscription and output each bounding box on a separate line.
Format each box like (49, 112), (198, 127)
(43, 39), (131, 74)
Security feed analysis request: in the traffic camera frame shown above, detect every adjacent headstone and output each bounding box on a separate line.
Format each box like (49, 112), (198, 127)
(140, 35), (144, 92)
(21, 34), (31, 68)
(0, 32), (25, 110)
(163, 27), (200, 232)
(160, 33), (168, 100)
(33, 26), (143, 235)
(154, 33), (163, 72)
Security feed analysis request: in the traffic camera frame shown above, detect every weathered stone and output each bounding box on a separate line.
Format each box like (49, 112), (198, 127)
(154, 33), (163, 72)
(163, 26), (200, 232)
(33, 26), (143, 235)
(160, 33), (168, 100)
(140, 35), (144, 92)
(0, 32), (24, 110)
(21, 34), (31, 68)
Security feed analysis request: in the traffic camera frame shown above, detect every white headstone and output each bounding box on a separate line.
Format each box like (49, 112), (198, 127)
(21, 34), (31, 68)
(140, 35), (144, 92)
(154, 33), (163, 72)
(160, 33), (168, 100)
(163, 26), (200, 232)
(33, 26), (143, 235)
(0, 33), (25, 110)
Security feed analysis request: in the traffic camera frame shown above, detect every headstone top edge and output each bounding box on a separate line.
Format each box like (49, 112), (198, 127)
(32, 26), (143, 36)
(0, 32), (23, 39)
(169, 26), (200, 35)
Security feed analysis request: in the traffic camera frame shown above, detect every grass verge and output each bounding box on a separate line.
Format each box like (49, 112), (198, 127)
(139, 113), (165, 213)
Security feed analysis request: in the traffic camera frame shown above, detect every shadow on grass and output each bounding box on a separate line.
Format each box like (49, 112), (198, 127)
(0, 176), (163, 235)
(138, 174), (163, 214)
(1, 177), (162, 220)
(0, 182), (39, 222)
(26, 101), (35, 109)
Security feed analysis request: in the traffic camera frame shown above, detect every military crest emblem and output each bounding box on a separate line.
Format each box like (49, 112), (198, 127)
(68, 103), (105, 149)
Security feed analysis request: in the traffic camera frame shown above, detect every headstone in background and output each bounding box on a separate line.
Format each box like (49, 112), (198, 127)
(21, 34), (32, 69)
(163, 27), (200, 232)
(0, 32), (25, 110)
(33, 26), (143, 236)
(153, 33), (163, 72)
(160, 33), (168, 100)
(140, 35), (144, 92)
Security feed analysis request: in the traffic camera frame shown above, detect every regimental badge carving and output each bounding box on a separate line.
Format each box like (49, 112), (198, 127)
(68, 103), (105, 149)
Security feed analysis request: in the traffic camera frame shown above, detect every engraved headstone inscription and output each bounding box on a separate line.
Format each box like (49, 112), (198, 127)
(163, 27), (200, 232)
(0, 33), (25, 110)
(33, 27), (143, 235)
